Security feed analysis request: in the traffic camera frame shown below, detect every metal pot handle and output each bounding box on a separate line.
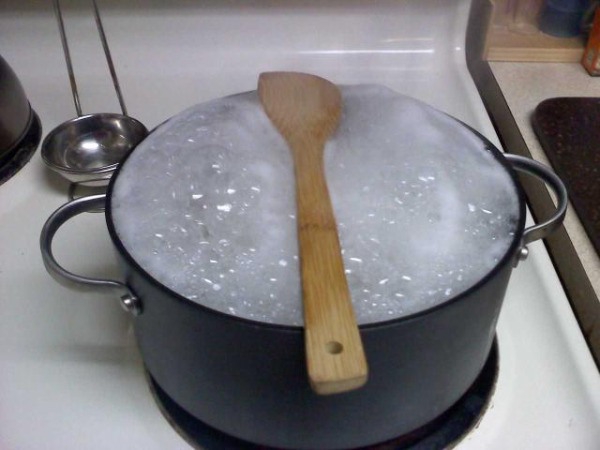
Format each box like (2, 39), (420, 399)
(40, 194), (142, 315)
(505, 154), (568, 264)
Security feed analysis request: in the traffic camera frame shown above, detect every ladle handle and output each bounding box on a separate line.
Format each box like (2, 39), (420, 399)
(91, 0), (128, 116)
(53, 0), (82, 116)
(53, 0), (128, 116)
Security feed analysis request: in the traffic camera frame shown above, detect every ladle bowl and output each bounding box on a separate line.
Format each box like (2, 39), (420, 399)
(42, 113), (147, 186)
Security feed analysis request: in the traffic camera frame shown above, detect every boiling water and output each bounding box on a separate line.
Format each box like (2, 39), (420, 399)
(111, 85), (520, 326)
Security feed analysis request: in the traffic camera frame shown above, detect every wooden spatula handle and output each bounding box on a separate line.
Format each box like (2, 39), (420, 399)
(293, 145), (368, 395)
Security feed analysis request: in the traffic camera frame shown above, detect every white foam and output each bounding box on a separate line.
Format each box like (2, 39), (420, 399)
(111, 85), (520, 326)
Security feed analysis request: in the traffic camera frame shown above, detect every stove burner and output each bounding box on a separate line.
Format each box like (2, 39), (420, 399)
(0, 112), (42, 186)
(148, 340), (498, 450)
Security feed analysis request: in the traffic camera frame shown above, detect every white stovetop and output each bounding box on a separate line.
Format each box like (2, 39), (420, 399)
(1, 0), (599, 449)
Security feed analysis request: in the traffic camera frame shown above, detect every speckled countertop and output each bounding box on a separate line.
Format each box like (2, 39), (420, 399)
(490, 61), (600, 307)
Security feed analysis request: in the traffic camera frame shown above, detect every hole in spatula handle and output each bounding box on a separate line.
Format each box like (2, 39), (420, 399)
(326, 341), (344, 355)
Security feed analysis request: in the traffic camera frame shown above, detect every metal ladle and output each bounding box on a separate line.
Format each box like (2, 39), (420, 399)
(41, 0), (148, 187)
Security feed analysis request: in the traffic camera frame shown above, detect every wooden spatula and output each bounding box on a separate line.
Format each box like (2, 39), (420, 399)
(258, 72), (368, 395)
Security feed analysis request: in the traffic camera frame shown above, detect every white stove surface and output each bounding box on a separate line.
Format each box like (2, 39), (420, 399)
(1, 0), (599, 449)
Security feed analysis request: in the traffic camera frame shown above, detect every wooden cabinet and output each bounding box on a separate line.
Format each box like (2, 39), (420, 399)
(485, 0), (586, 62)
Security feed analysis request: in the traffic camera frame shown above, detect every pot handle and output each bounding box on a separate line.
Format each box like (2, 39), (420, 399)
(505, 154), (568, 264)
(40, 194), (142, 316)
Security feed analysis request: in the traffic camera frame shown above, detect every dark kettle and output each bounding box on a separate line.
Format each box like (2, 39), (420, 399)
(0, 54), (37, 164)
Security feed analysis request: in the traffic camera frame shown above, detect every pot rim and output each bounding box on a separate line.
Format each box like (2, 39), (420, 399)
(104, 113), (526, 332)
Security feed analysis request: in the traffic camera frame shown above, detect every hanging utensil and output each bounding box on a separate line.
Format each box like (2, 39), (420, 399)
(258, 71), (368, 395)
(41, 0), (147, 187)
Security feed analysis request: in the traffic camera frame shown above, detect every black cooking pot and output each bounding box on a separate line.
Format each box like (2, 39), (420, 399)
(40, 100), (567, 449)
